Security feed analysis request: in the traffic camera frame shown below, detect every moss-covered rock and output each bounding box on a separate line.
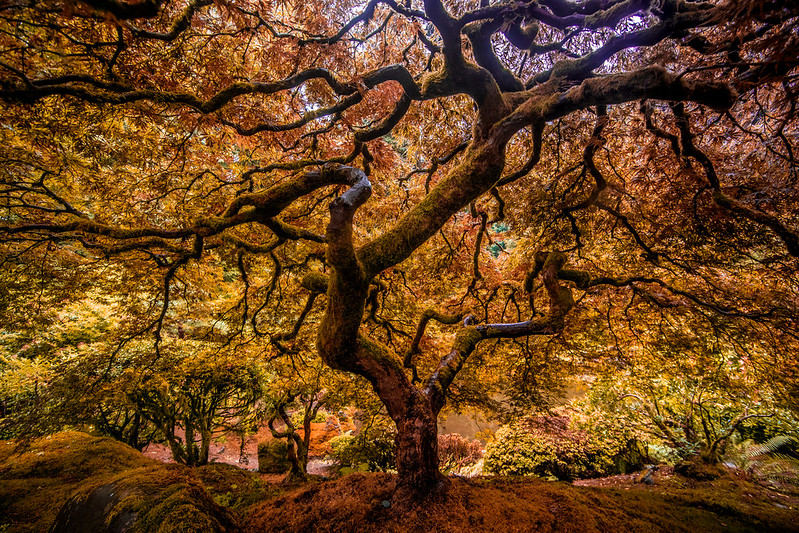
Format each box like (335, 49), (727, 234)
(49, 466), (239, 533)
(0, 432), (157, 532)
(195, 463), (282, 511)
(0, 432), (263, 532)
(257, 440), (290, 474)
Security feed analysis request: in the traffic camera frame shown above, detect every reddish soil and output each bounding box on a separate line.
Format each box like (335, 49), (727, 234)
(246, 471), (799, 533)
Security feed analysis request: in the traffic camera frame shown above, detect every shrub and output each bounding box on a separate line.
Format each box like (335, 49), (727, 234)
(289, 408), (328, 428)
(328, 426), (396, 473)
(438, 433), (483, 474)
(257, 440), (290, 474)
(483, 416), (631, 481)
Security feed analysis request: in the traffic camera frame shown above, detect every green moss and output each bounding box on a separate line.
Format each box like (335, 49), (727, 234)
(196, 464), (282, 510)
(4, 432), (798, 533)
(0, 432), (275, 532)
(258, 440), (290, 474)
(300, 271), (329, 293)
(0, 432), (156, 532)
(128, 482), (235, 533)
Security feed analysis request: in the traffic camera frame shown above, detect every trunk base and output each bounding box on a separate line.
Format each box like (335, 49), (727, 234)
(392, 473), (450, 506)
(393, 404), (442, 499)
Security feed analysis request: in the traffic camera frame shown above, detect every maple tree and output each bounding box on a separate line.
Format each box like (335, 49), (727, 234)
(262, 360), (345, 482)
(570, 327), (799, 465)
(1, 0), (798, 497)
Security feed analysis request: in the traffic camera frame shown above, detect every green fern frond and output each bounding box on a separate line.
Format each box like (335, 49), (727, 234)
(745, 435), (796, 459)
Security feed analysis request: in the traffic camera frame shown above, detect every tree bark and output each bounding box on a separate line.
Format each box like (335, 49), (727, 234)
(393, 396), (444, 498)
(284, 434), (309, 483)
(268, 391), (321, 483)
(316, 165), (582, 497)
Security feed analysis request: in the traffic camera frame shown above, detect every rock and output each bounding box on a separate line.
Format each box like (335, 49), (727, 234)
(49, 482), (137, 533)
(636, 465), (659, 485)
(49, 471), (239, 533)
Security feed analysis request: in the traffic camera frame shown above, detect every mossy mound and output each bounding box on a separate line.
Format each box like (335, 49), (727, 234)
(0, 430), (155, 481)
(50, 464), (239, 533)
(0, 432), (262, 533)
(673, 459), (724, 481)
(0, 431), (158, 532)
(194, 463), (283, 511)
(245, 471), (799, 533)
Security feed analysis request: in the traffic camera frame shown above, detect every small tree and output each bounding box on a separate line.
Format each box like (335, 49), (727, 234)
(128, 354), (263, 466)
(266, 389), (323, 482)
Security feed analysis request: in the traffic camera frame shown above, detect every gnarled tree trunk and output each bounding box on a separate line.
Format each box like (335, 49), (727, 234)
(268, 390), (321, 483)
(392, 392), (444, 496)
(311, 156), (585, 497)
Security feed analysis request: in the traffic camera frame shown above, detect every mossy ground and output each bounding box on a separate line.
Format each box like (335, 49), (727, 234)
(0, 431), (157, 532)
(1, 432), (797, 532)
(246, 472), (799, 533)
(0, 432), (276, 532)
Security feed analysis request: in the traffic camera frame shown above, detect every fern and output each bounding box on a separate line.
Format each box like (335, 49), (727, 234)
(726, 436), (799, 485)
(745, 435), (796, 459)
(748, 453), (799, 484)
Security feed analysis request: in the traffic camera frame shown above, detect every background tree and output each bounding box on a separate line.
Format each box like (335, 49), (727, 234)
(1, 0), (798, 497)
(0, 297), (161, 449)
(265, 389), (323, 482)
(126, 351), (264, 466)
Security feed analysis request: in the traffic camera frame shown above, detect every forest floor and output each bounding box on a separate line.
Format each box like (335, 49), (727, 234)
(1, 432), (798, 533)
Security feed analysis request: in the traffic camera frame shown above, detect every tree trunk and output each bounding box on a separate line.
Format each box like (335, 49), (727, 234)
(199, 429), (211, 466)
(185, 422), (198, 466)
(393, 396), (446, 498)
(164, 430), (186, 465)
(128, 412), (142, 451)
(701, 437), (728, 465)
(284, 435), (310, 483)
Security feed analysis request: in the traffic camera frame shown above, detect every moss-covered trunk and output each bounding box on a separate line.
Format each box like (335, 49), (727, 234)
(284, 435), (310, 483)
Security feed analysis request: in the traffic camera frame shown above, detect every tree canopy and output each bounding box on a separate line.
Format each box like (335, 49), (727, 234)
(1, 0), (798, 496)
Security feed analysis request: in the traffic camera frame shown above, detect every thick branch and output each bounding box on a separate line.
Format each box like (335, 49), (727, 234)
(355, 94), (413, 142)
(402, 308), (464, 374)
(2, 163), (350, 246)
(79, 0), (163, 19)
(358, 141), (505, 278)
(464, 19), (525, 93)
(127, 0), (212, 40)
(498, 66), (735, 144)
(1, 64), (422, 113)
(316, 165), (372, 371)
(424, 251), (574, 413)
